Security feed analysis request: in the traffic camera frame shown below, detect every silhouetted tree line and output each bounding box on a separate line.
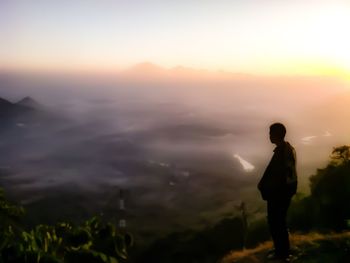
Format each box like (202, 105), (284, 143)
(289, 145), (350, 231)
(135, 217), (245, 263)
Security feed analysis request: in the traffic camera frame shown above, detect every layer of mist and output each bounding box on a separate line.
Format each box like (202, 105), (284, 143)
(1, 66), (349, 242)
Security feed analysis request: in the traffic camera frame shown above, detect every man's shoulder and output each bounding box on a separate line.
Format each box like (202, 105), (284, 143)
(276, 142), (295, 153)
(285, 142), (295, 152)
(285, 141), (294, 148)
(284, 142), (296, 162)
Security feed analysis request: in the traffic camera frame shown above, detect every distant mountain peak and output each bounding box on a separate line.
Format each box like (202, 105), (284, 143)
(133, 61), (163, 69)
(0, 97), (13, 106)
(126, 62), (165, 74)
(0, 96), (34, 118)
(16, 96), (41, 109)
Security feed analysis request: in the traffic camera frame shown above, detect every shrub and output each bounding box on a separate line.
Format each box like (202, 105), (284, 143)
(0, 188), (132, 263)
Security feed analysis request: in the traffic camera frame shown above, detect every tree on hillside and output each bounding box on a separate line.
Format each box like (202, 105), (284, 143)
(308, 145), (350, 230)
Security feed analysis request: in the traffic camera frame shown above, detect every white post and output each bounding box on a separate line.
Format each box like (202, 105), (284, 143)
(118, 189), (127, 229)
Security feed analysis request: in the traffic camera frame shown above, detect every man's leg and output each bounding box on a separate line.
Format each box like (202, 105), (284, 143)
(267, 197), (291, 258)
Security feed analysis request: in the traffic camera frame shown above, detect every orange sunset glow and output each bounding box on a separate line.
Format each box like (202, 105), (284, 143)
(1, 0), (350, 77)
(2, 1), (350, 263)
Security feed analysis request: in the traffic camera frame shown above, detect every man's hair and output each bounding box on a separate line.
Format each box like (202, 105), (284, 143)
(270, 122), (286, 138)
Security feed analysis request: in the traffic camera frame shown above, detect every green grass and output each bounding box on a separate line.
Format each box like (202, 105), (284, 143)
(221, 232), (350, 263)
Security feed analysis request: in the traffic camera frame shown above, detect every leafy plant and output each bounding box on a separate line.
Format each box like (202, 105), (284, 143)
(288, 145), (350, 231)
(0, 188), (132, 263)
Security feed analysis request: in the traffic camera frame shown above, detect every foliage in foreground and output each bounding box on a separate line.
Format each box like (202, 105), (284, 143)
(0, 188), (132, 263)
(137, 217), (245, 263)
(289, 145), (350, 231)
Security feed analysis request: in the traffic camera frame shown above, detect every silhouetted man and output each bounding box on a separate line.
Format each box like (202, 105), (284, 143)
(258, 123), (297, 261)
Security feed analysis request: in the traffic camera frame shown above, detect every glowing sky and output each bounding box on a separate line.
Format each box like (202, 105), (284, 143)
(1, 0), (350, 75)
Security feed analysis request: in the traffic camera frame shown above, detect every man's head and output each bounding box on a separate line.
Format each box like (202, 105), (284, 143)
(269, 123), (286, 144)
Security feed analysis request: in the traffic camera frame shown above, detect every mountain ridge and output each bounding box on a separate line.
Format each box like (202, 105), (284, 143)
(16, 96), (41, 109)
(121, 61), (253, 80)
(0, 96), (34, 117)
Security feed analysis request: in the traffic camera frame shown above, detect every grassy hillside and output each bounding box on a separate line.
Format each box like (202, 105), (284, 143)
(221, 232), (350, 263)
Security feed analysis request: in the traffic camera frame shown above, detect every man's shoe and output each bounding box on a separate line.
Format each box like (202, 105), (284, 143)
(267, 252), (292, 262)
(267, 249), (275, 256)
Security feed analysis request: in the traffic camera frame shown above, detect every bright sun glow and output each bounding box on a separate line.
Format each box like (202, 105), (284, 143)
(284, 6), (350, 77)
(1, 1), (350, 78)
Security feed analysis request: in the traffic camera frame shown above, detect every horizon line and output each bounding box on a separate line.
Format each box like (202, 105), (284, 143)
(1, 61), (349, 80)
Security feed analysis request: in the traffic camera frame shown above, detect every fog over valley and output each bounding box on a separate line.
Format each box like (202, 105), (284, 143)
(1, 65), (349, 242)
